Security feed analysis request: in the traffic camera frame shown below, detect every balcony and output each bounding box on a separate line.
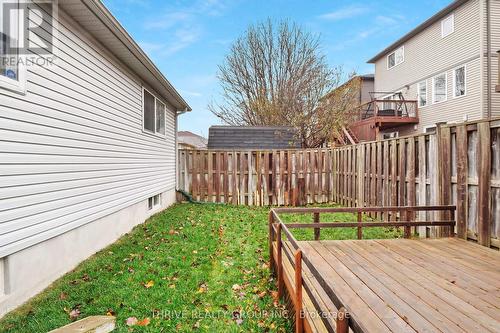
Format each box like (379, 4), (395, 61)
(348, 99), (419, 142)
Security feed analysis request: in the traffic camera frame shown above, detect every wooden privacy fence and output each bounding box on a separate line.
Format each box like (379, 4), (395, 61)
(178, 118), (500, 248)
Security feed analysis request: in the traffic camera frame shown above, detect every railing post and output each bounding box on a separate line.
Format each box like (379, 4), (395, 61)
(269, 211), (274, 270)
(403, 209), (411, 239)
(313, 212), (320, 240)
(336, 307), (349, 333)
(357, 212), (362, 240)
(294, 250), (303, 333)
(277, 224), (284, 298)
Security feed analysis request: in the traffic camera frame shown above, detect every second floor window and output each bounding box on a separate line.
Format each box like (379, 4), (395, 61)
(387, 46), (404, 69)
(441, 14), (454, 38)
(453, 65), (466, 98)
(433, 73), (447, 104)
(418, 81), (427, 107)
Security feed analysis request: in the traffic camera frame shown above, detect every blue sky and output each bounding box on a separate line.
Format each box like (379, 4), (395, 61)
(103, 0), (452, 137)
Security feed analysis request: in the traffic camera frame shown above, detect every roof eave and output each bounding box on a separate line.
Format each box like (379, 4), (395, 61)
(367, 0), (469, 64)
(81, 0), (192, 112)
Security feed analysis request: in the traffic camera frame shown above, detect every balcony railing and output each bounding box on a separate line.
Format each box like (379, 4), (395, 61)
(349, 99), (419, 123)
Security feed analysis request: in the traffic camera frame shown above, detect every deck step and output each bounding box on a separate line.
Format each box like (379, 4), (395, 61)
(48, 316), (116, 333)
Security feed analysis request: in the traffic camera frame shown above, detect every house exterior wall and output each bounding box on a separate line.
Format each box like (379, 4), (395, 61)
(373, 0), (483, 135)
(360, 79), (374, 105)
(0, 5), (178, 316)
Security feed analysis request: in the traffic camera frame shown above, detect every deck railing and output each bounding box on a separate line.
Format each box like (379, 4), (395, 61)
(348, 99), (418, 122)
(268, 205), (457, 333)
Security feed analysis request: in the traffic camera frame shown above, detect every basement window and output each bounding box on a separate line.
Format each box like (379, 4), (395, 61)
(143, 88), (167, 137)
(148, 194), (161, 210)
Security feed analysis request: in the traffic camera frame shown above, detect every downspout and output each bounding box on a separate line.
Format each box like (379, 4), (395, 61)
(487, 0), (492, 119)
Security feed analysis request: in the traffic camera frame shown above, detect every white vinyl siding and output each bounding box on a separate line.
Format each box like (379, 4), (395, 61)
(441, 14), (455, 38)
(433, 73), (447, 104)
(418, 81), (427, 107)
(453, 65), (466, 98)
(0, 4), (177, 257)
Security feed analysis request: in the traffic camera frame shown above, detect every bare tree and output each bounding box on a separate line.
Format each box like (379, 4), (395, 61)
(210, 19), (359, 147)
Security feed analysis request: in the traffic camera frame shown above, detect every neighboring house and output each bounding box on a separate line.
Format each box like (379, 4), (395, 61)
(178, 131), (208, 150)
(351, 0), (499, 141)
(208, 126), (300, 149)
(322, 74), (374, 144)
(0, 0), (190, 317)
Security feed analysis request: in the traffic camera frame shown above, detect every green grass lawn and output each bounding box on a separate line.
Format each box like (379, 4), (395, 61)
(0, 203), (401, 333)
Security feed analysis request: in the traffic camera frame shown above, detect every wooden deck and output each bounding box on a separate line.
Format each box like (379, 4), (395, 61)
(275, 238), (500, 333)
(269, 206), (500, 333)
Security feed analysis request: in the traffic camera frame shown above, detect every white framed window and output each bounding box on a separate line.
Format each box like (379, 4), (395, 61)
(143, 88), (167, 137)
(432, 73), (447, 104)
(382, 132), (399, 140)
(453, 65), (466, 98)
(441, 14), (454, 38)
(387, 46), (404, 69)
(0, 0), (27, 93)
(424, 125), (437, 134)
(418, 81), (427, 107)
(148, 194), (161, 210)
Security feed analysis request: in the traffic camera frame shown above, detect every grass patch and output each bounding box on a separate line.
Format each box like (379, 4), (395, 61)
(0, 203), (401, 332)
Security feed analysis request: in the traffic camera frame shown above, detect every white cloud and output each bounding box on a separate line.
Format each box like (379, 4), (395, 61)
(141, 0), (231, 56)
(319, 4), (369, 21)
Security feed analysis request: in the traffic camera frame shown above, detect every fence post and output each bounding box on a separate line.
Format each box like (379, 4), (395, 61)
(313, 212), (320, 240)
(294, 250), (303, 333)
(357, 145), (365, 207)
(437, 124), (452, 237)
(277, 224), (283, 298)
(456, 125), (468, 239)
(357, 212), (362, 240)
(477, 122), (491, 247)
(336, 307), (349, 333)
(268, 211), (274, 271)
(297, 177), (306, 206)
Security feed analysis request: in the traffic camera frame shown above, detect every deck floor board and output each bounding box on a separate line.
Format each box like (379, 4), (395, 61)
(293, 238), (500, 333)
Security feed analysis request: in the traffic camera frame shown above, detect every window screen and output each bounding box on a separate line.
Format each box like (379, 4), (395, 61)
(418, 81), (427, 107)
(156, 101), (166, 135)
(143, 90), (155, 132)
(454, 66), (466, 97)
(433, 73), (447, 103)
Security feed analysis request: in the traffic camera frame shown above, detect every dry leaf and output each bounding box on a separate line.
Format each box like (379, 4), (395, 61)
(231, 284), (241, 291)
(69, 308), (80, 321)
(59, 292), (67, 300)
(137, 318), (150, 326)
(126, 317), (138, 326)
(144, 280), (154, 289)
(106, 308), (115, 316)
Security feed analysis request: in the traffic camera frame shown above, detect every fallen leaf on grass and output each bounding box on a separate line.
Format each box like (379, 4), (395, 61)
(198, 283), (208, 293)
(231, 284), (241, 291)
(126, 317), (138, 326)
(69, 308), (80, 321)
(106, 308), (115, 316)
(59, 292), (67, 300)
(143, 280), (154, 289)
(137, 318), (150, 326)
